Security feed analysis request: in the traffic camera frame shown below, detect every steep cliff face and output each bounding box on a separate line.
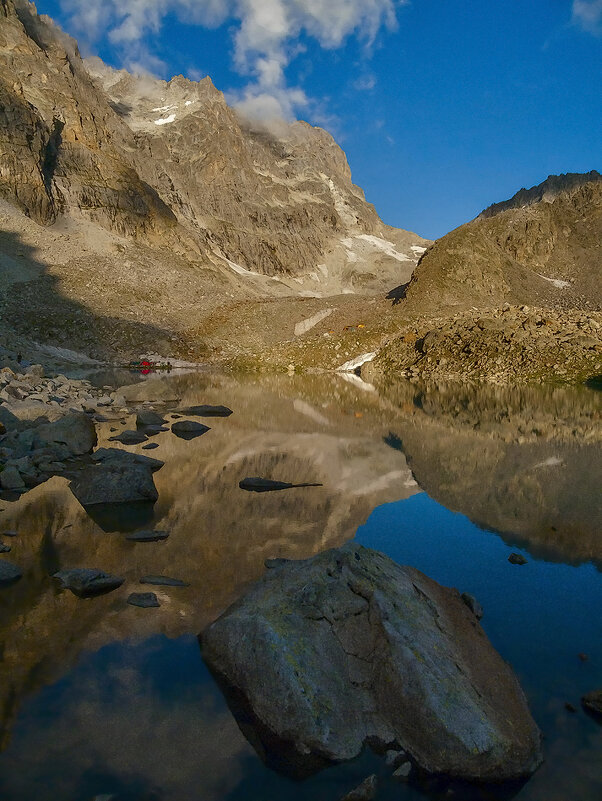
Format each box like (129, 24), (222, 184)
(403, 174), (602, 316)
(0, 0), (428, 297)
(0, 0), (177, 238)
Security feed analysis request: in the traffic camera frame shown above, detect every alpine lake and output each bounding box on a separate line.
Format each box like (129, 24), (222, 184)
(0, 369), (600, 801)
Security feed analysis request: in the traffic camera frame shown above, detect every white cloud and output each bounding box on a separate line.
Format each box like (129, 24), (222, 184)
(59, 0), (405, 123)
(354, 74), (377, 91)
(572, 0), (602, 34)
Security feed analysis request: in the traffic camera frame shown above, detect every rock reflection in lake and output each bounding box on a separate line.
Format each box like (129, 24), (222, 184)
(0, 372), (600, 800)
(379, 379), (602, 568)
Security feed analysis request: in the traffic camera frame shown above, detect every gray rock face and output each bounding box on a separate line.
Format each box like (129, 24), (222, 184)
(53, 568), (124, 597)
(0, 559), (22, 586)
(202, 544), (542, 781)
(33, 413), (97, 457)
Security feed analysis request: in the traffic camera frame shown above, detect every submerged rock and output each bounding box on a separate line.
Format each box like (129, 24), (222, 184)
(127, 592), (160, 608)
(239, 477), (323, 492)
(508, 553), (528, 565)
(581, 690), (602, 721)
(0, 560), (22, 586)
(182, 405), (233, 417)
(126, 530), (169, 542)
(109, 430), (148, 445)
(140, 575), (190, 587)
(171, 420), (210, 438)
(340, 774), (377, 801)
(136, 410), (166, 428)
(53, 568), (124, 597)
(202, 544), (542, 782)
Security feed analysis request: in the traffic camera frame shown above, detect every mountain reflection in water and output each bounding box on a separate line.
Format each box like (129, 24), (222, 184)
(0, 373), (600, 801)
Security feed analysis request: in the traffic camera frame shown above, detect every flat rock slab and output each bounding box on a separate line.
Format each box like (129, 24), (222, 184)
(92, 448), (164, 472)
(1, 530), (18, 537)
(140, 575), (190, 587)
(53, 568), (124, 598)
(127, 592), (160, 608)
(142, 442), (160, 450)
(239, 477), (323, 492)
(0, 560), (22, 586)
(109, 430), (148, 445)
(171, 421), (210, 439)
(126, 530), (169, 542)
(202, 544), (542, 782)
(181, 405), (233, 417)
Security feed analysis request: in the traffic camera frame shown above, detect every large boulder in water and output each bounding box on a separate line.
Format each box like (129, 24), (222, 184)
(202, 544), (542, 782)
(69, 448), (160, 506)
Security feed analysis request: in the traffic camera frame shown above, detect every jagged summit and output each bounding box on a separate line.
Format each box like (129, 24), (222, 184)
(0, 0), (428, 298)
(479, 170), (601, 219)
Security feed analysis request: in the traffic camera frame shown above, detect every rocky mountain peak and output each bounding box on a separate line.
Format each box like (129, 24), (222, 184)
(478, 170), (602, 219)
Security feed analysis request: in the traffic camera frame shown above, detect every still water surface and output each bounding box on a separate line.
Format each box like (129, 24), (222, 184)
(0, 373), (600, 800)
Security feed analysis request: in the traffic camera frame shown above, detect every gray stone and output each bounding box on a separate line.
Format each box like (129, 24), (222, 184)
(0, 559), (22, 586)
(92, 448), (164, 472)
(340, 774), (377, 801)
(385, 749), (406, 768)
(171, 420), (210, 437)
(142, 442), (160, 450)
(136, 410), (166, 428)
(0, 465), (25, 490)
(53, 568), (124, 597)
(70, 450), (160, 506)
(126, 530), (169, 542)
(109, 430), (148, 445)
(239, 476), (322, 492)
(33, 413), (97, 457)
(202, 544), (542, 782)
(1, 530), (18, 537)
(127, 592), (160, 608)
(392, 762), (412, 781)
(581, 689), (602, 720)
(181, 405), (233, 418)
(0, 543), (10, 553)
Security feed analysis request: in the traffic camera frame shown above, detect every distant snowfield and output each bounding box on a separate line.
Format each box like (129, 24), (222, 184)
(155, 113), (176, 125)
(536, 273), (570, 289)
(341, 234), (412, 264)
(411, 245), (427, 255)
(337, 352), (377, 372)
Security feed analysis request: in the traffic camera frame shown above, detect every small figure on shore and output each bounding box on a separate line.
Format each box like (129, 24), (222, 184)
(16, 352), (22, 363)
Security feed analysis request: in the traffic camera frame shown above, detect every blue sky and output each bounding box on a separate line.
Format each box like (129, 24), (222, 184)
(35, 1), (602, 240)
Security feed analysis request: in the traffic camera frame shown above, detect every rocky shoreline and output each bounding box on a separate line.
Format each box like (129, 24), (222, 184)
(364, 305), (602, 385)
